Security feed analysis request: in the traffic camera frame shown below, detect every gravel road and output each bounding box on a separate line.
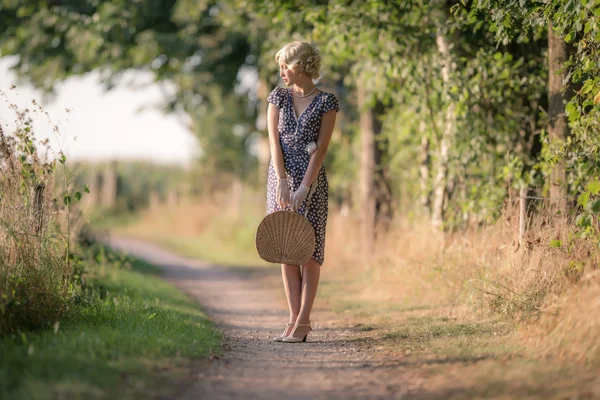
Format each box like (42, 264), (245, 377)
(106, 236), (421, 400)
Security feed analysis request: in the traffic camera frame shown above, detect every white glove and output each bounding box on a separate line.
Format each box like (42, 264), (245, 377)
(291, 184), (310, 211)
(276, 178), (291, 208)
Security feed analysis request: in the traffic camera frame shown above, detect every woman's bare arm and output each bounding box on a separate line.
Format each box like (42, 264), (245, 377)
(301, 109), (337, 187)
(267, 103), (287, 179)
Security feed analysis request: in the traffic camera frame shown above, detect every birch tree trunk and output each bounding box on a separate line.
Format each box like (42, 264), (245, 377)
(419, 121), (431, 212)
(431, 24), (455, 230)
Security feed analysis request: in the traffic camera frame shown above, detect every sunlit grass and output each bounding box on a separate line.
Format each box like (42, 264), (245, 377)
(154, 234), (269, 267)
(0, 255), (221, 400)
(101, 196), (270, 267)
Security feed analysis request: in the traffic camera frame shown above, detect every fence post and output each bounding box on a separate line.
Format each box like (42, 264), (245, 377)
(519, 187), (527, 247)
(33, 182), (45, 234)
(100, 161), (117, 208)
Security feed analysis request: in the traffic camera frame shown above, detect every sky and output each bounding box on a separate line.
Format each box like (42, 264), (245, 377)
(0, 57), (199, 167)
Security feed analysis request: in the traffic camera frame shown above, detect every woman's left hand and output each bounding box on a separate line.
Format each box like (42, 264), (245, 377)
(291, 184), (310, 211)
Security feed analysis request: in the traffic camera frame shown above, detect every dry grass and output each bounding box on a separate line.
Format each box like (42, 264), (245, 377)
(0, 91), (82, 333)
(109, 186), (269, 266)
(116, 182), (600, 364)
(523, 271), (600, 363)
(327, 203), (599, 364)
(113, 186), (264, 237)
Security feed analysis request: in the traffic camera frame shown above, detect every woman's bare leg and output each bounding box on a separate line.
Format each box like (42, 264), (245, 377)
(289, 258), (320, 339)
(281, 264), (302, 335)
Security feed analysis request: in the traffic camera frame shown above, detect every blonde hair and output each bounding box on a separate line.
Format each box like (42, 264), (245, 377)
(275, 41), (321, 80)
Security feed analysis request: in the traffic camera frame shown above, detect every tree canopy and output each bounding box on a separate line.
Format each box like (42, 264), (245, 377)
(1, 0), (599, 238)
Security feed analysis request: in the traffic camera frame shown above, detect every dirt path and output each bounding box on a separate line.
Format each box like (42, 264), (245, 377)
(106, 236), (422, 400)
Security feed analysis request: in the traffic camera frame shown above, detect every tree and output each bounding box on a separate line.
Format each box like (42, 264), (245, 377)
(431, 2), (457, 229)
(467, 0), (600, 236)
(0, 0), (254, 179)
(311, 0), (429, 240)
(547, 20), (572, 214)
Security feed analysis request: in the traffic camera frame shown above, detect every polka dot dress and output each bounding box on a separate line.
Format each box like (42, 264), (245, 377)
(266, 87), (340, 266)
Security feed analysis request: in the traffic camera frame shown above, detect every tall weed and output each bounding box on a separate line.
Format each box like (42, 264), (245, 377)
(0, 90), (84, 333)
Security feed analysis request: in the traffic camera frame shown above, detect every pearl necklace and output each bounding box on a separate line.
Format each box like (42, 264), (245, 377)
(293, 85), (317, 98)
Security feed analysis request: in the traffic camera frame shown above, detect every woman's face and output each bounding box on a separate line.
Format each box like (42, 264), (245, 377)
(278, 60), (299, 86)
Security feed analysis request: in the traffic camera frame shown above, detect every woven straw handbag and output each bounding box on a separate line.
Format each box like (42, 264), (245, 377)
(255, 182), (317, 266)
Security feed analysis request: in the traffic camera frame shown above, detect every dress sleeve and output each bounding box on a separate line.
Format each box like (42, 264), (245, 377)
(267, 87), (284, 109)
(322, 92), (340, 114)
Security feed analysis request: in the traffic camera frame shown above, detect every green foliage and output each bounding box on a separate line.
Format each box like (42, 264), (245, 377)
(0, 0), (253, 178)
(307, 0), (550, 224)
(468, 0), (600, 239)
(191, 86), (259, 179)
(2, 0), (600, 234)
(0, 0), (248, 92)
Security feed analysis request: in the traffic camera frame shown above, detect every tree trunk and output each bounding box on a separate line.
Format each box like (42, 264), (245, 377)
(547, 22), (570, 215)
(356, 82), (391, 252)
(419, 121), (431, 212)
(431, 27), (455, 230)
(357, 82), (377, 253)
(374, 111), (393, 230)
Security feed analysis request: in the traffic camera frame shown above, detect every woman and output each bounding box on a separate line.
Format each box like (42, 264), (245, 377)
(265, 41), (339, 343)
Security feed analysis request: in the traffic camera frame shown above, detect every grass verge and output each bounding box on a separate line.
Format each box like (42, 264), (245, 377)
(0, 251), (221, 400)
(153, 234), (269, 268)
(102, 199), (270, 268)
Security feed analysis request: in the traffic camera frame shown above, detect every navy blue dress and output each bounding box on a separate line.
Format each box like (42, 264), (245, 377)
(266, 87), (340, 266)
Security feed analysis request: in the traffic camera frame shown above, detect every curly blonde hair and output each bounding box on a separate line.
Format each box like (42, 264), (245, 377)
(275, 41), (321, 80)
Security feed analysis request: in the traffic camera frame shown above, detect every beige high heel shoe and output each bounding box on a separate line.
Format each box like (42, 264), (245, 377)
(281, 322), (312, 343)
(272, 322), (296, 342)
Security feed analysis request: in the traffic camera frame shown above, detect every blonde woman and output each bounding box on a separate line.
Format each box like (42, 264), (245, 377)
(265, 41), (339, 343)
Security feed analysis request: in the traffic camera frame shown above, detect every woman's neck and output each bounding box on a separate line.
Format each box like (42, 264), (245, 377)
(294, 81), (316, 96)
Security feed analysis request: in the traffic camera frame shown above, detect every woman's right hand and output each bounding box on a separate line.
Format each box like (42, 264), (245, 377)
(276, 178), (291, 208)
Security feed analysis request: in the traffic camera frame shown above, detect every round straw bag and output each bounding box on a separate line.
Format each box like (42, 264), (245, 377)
(255, 183), (316, 266)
